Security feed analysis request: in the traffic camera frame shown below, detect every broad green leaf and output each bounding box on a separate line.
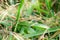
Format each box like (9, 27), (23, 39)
(20, 27), (25, 34)
(24, 26), (60, 38)
(31, 23), (49, 29)
(27, 28), (36, 34)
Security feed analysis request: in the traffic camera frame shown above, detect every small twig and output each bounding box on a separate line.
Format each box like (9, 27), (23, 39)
(0, 10), (8, 22)
(38, 29), (48, 40)
(51, 30), (60, 39)
(51, 0), (57, 7)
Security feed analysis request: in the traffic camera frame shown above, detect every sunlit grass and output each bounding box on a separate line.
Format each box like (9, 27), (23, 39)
(0, 0), (60, 40)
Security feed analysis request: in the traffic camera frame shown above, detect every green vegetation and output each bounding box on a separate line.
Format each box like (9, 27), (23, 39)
(0, 0), (60, 40)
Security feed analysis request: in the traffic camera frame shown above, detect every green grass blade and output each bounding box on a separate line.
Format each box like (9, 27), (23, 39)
(45, 0), (52, 10)
(9, 35), (13, 40)
(14, 0), (24, 32)
(24, 27), (60, 38)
